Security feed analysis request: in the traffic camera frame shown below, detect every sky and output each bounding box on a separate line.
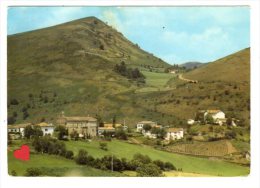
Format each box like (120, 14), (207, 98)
(8, 6), (250, 64)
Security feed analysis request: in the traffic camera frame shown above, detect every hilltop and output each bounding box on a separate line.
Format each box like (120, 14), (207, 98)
(180, 62), (204, 70)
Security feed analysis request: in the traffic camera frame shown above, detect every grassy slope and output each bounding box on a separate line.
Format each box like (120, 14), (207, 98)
(184, 48), (250, 83)
(8, 140), (124, 177)
(64, 140), (249, 176)
(8, 152), (125, 177)
(8, 17), (177, 126)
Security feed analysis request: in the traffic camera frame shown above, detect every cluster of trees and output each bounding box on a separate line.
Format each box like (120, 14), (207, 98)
(8, 91), (58, 124)
(32, 137), (74, 159)
(28, 136), (176, 177)
(75, 151), (176, 176)
(54, 125), (69, 140)
(24, 125), (43, 139)
(114, 62), (145, 83)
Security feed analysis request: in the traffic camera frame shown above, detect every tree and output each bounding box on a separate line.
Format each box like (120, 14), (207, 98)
(65, 150), (74, 159)
(13, 111), (18, 118)
(8, 116), (16, 125)
(205, 114), (214, 124)
(143, 124), (152, 132)
(133, 153), (151, 164)
(75, 149), (88, 165)
(225, 130), (236, 139)
(151, 127), (166, 139)
(25, 168), (42, 176)
(136, 163), (163, 177)
(28, 93), (33, 99)
(54, 125), (68, 140)
(10, 98), (19, 105)
(34, 126), (44, 137)
(164, 162), (176, 171)
(24, 125), (35, 139)
(70, 130), (79, 140)
(226, 117), (232, 126)
(112, 115), (116, 127)
(24, 125), (43, 139)
(115, 128), (128, 140)
(153, 160), (165, 170)
(99, 44), (105, 50)
(23, 110), (29, 120)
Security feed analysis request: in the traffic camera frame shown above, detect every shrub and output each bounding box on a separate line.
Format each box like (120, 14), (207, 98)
(133, 153), (151, 164)
(164, 162), (176, 171)
(225, 130), (237, 139)
(143, 124), (152, 132)
(153, 160), (165, 170)
(10, 170), (17, 176)
(115, 129), (128, 140)
(10, 99), (19, 105)
(25, 168), (42, 176)
(99, 142), (108, 151)
(99, 44), (105, 50)
(7, 116), (16, 125)
(136, 163), (163, 177)
(24, 125), (43, 139)
(75, 149), (88, 165)
(127, 159), (143, 170)
(54, 125), (68, 140)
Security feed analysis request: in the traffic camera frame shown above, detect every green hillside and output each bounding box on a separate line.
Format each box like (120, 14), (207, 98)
(8, 17), (175, 126)
(7, 17), (250, 130)
(184, 48), (250, 83)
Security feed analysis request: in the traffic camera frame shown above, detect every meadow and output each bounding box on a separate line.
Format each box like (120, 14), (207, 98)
(64, 139), (249, 176)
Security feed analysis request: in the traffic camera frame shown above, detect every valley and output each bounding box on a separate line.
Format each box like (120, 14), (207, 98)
(7, 16), (250, 177)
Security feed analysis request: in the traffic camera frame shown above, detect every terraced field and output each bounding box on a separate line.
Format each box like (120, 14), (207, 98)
(165, 140), (237, 157)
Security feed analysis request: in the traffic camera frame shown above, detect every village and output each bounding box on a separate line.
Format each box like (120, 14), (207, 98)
(8, 109), (239, 143)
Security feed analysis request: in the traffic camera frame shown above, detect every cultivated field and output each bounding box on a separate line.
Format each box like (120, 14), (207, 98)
(165, 140), (237, 157)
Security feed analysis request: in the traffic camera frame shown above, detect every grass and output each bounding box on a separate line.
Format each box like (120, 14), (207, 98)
(8, 146), (125, 177)
(64, 139), (249, 176)
(141, 71), (175, 88)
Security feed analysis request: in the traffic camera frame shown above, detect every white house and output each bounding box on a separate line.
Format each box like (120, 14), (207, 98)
(204, 110), (225, 125)
(187, 119), (195, 125)
(37, 122), (55, 136)
(8, 123), (31, 139)
(136, 121), (157, 132)
(143, 131), (157, 139)
(165, 128), (184, 140)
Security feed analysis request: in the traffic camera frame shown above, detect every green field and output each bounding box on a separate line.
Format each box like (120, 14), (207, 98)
(64, 139), (249, 176)
(8, 151), (125, 177)
(141, 71), (175, 88)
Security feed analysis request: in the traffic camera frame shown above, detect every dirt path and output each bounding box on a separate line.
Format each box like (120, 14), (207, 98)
(178, 74), (198, 83)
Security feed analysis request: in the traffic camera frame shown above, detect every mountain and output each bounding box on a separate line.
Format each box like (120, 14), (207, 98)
(180, 62), (204, 70)
(183, 48), (250, 83)
(7, 17), (172, 125)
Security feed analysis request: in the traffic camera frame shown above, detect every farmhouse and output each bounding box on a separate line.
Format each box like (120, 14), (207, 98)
(196, 110), (226, 125)
(165, 128), (184, 140)
(98, 123), (116, 135)
(36, 122), (55, 136)
(8, 123), (31, 139)
(187, 119), (195, 125)
(136, 120), (157, 132)
(57, 113), (97, 138)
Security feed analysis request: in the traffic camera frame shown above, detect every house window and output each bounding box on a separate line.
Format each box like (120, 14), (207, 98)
(45, 129), (48, 132)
